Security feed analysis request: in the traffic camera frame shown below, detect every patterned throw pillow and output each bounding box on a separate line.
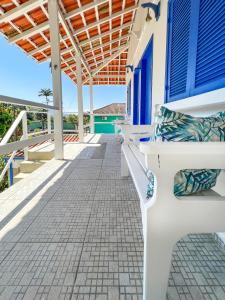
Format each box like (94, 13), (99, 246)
(146, 171), (155, 198)
(174, 169), (221, 196)
(155, 106), (225, 142)
(146, 107), (224, 198)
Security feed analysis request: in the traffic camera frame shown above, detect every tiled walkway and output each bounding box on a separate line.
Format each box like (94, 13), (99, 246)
(0, 135), (225, 299)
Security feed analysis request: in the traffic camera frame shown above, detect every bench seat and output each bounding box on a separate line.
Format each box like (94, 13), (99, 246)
(121, 124), (225, 300)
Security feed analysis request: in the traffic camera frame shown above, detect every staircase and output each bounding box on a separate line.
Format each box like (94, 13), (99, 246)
(13, 160), (47, 183)
(12, 142), (54, 184)
(8, 135), (81, 185)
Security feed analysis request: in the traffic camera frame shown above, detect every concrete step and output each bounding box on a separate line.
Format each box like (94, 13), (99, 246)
(19, 160), (46, 173)
(28, 142), (54, 160)
(12, 167), (20, 176)
(14, 172), (30, 184)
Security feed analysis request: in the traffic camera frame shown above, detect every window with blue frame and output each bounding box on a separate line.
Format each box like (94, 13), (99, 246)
(127, 81), (131, 116)
(166, 0), (225, 103)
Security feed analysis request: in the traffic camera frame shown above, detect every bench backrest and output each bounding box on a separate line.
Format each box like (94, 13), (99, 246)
(163, 93), (225, 117)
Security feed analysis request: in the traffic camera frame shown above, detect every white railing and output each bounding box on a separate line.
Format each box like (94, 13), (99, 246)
(0, 97), (55, 184)
(0, 111), (26, 182)
(63, 124), (90, 134)
(0, 95), (57, 110)
(0, 95), (91, 185)
(0, 139), (24, 182)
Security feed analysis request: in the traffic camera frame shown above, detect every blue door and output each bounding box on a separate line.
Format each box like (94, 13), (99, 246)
(127, 81), (131, 116)
(140, 38), (153, 124)
(133, 68), (141, 124)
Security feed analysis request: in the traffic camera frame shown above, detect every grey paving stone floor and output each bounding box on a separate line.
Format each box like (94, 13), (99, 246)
(0, 135), (225, 299)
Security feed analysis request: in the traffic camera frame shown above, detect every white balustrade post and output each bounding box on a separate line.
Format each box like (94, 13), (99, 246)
(76, 54), (84, 142)
(89, 78), (94, 134)
(47, 111), (51, 134)
(48, 0), (64, 159)
(22, 112), (28, 161)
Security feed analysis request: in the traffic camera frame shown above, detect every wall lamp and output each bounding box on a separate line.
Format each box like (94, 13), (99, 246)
(141, 1), (161, 22)
(134, 67), (141, 72)
(125, 65), (134, 73)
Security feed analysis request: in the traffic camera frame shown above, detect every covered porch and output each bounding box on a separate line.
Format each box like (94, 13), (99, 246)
(1, 0), (225, 299)
(0, 135), (224, 299)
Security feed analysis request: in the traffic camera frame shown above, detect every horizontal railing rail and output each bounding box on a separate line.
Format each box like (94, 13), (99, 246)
(28, 130), (49, 137)
(0, 101), (55, 185)
(0, 95), (58, 110)
(0, 95), (91, 186)
(0, 133), (54, 156)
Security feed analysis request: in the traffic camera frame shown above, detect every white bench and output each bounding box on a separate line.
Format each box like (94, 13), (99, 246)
(120, 104), (225, 300)
(113, 119), (130, 141)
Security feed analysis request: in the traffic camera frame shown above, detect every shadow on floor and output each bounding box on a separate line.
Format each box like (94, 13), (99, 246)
(0, 135), (224, 299)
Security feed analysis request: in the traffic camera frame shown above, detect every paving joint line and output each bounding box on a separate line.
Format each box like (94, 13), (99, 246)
(68, 155), (104, 300)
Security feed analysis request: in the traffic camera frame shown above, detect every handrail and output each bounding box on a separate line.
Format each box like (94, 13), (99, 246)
(0, 109), (53, 184)
(63, 130), (78, 133)
(0, 107), (90, 184)
(27, 110), (48, 114)
(0, 95), (58, 110)
(0, 134), (54, 156)
(0, 135), (25, 182)
(28, 130), (49, 137)
(0, 111), (26, 146)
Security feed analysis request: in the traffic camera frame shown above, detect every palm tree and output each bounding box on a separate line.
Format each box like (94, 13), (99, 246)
(38, 88), (53, 105)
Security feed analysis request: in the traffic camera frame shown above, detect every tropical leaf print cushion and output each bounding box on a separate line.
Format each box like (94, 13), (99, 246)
(146, 171), (155, 198)
(174, 169), (221, 196)
(155, 106), (225, 142)
(146, 107), (224, 198)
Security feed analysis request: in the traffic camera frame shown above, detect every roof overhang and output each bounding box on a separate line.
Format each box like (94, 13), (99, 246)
(0, 0), (139, 85)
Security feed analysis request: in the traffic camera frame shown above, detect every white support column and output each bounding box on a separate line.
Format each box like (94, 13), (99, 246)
(22, 112), (28, 161)
(76, 54), (84, 142)
(89, 78), (94, 134)
(48, 0), (64, 159)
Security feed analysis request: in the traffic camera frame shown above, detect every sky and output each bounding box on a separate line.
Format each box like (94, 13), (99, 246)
(0, 35), (126, 112)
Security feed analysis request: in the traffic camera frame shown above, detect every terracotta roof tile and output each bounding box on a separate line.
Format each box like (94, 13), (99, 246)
(94, 103), (126, 115)
(0, 0), (138, 85)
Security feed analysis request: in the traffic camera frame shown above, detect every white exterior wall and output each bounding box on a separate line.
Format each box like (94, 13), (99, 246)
(126, 0), (169, 121)
(127, 0), (225, 240)
(127, 0), (225, 119)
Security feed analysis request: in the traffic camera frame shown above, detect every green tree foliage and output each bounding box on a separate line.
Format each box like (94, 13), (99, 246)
(0, 104), (14, 139)
(63, 113), (90, 126)
(0, 156), (8, 192)
(0, 109), (13, 137)
(38, 88), (53, 129)
(35, 110), (47, 130)
(84, 114), (90, 125)
(64, 114), (78, 124)
(0, 103), (21, 192)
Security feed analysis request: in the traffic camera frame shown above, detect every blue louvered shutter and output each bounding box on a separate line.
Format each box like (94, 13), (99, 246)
(193, 0), (225, 94)
(166, 0), (192, 102)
